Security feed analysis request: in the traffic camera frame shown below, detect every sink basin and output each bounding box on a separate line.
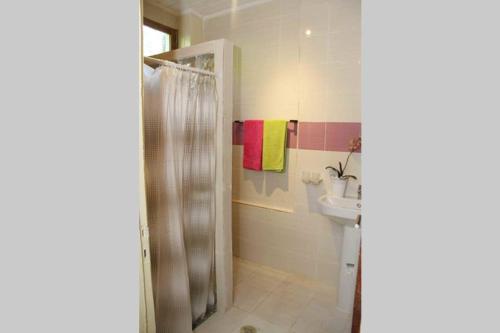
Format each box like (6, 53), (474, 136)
(318, 194), (361, 225)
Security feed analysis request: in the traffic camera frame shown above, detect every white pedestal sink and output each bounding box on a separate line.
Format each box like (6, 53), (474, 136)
(318, 194), (361, 333)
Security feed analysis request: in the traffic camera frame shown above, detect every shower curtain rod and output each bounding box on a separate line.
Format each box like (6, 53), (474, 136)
(144, 56), (216, 76)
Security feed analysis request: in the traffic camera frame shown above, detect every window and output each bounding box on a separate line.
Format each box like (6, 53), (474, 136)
(143, 25), (170, 56)
(143, 18), (178, 56)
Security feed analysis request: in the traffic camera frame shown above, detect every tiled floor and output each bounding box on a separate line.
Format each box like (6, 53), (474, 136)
(195, 257), (346, 333)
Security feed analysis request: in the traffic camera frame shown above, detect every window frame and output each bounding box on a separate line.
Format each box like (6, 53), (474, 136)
(143, 17), (178, 52)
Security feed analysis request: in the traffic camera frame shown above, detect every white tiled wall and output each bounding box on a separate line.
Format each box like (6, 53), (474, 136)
(231, 147), (358, 285)
(203, 0), (361, 288)
(143, 1), (180, 29)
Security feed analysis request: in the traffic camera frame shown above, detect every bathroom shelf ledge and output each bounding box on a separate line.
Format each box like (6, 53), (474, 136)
(231, 199), (294, 214)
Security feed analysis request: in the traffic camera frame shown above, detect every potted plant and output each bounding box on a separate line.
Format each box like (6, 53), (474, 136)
(326, 137), (361, 198)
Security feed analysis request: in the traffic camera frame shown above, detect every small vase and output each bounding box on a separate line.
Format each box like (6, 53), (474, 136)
(331, 177), (348, 198)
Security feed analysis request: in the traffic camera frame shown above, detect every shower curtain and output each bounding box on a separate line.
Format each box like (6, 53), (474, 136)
(143, 63), (217, 333)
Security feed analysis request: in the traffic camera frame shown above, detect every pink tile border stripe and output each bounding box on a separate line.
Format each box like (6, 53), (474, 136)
(232, 122), (244, 145)
(287, 122), (298, 149)
(232, 121), (361, 152)
(325, 122), (361, 152)
(298, 122), (326, 150)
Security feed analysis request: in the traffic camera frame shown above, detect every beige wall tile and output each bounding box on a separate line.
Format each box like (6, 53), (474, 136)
(203, 0), (361, 289)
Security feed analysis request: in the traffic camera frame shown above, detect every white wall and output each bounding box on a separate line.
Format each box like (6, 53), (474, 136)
(179, 11), (204, 47)
(143, 1), (179, 29)
(203, 0), (361, 288)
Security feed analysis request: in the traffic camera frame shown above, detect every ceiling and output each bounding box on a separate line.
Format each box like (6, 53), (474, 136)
(147, 0), (264, 17)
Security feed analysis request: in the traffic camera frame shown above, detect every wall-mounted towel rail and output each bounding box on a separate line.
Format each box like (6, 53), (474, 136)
(234, 120), (298, 124)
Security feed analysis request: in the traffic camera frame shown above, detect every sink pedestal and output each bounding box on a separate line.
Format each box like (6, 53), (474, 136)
(337, 224), (361, 314)
(317, 194), (361, 333)
(332, 224), (361, 332)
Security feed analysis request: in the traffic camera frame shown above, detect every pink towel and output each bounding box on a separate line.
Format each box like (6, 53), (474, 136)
(243, 120), (264, 170)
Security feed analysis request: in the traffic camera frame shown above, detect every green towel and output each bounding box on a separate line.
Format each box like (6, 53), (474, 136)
(262, 120), (288, 172)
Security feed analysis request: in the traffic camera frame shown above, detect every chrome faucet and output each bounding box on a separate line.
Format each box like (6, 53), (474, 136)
(357, 185), (362, 200)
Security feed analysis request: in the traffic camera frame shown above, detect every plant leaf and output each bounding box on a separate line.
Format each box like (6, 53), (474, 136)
(341, 175), (358, 180)
(338, 161), (343, 176)
(325, 166), (340, 177)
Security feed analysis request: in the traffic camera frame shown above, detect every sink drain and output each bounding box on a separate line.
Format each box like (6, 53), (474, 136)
(240, 325), (257, 333)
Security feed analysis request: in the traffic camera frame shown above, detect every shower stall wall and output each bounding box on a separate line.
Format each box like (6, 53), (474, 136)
(139, 39), (234, 333)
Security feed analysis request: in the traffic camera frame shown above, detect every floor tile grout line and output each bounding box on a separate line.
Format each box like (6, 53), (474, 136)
(231, 257), (339, 333)
(288, 291), (316, 332)
(250, 278), (304, 330)
(247, 272), (288, 313)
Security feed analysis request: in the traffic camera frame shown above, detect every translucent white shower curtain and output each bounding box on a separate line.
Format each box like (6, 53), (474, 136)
(143, 63), (217, 333)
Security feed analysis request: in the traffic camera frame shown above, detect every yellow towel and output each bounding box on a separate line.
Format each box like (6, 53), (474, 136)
(262, 120), (288, 172)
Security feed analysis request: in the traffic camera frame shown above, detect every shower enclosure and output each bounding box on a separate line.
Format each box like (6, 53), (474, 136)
(139, 39), (234, 333)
